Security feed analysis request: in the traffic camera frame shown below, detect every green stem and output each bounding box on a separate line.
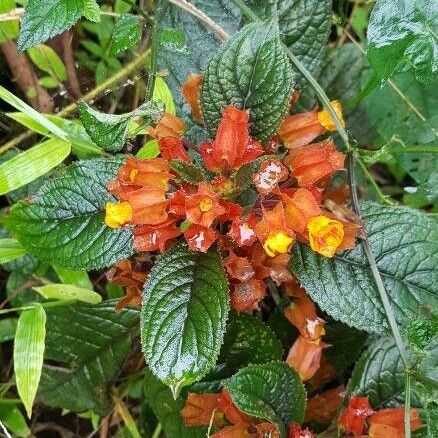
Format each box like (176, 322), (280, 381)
(405, 371), (411, 438)
(151, 423), (162, 438)
(357, 159), (395, 205)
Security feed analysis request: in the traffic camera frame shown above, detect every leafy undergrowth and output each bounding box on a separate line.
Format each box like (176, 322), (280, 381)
(0, 1), (436, 437)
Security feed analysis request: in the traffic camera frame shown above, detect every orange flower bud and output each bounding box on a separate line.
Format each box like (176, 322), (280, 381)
(368, 407), (422, 438)
(307, 215), (344, 257)
(284, 298), (325, 341)
(181, 73), (203, 123)
(182, 392), (223, 427)
(159, 137), (190, 162)
(338, 396), (375, 436)
(147, 112), (186, 139)
(253, 159), (288, 194)
(230, 279), (267, 312)
(286, 336), (330, 381)
(105, 201), (132, 228)
(305, 386), (344, 424)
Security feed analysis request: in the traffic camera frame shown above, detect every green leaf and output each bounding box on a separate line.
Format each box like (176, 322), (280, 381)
(220, 312), (283, 370)
(14, 304), (46, 417)
(0, 318), (17, 343)
(5, 157), (133, 270)
(0, 404), (30, 438)
(0, 138), (71, 195)
(0, 0), (19, 44)
(79, 101), (163, 152)
(367, 0), (438, 83)
(153, 76), (176, 115)
(110, 13), (141, 56)
(0, 86), (68, 140)
(170, 160), (204, 184)
(83, 0), (101, 23)
(53, 265), (93, 289)
(201, 19), (294, 144)
(0, 239), (27, 264)
(246, 0), (332, 89)
(290, 202), (438, 334)
(141, 241), (229, 397)
(224, 362), (306, 437)
(33, 284), (102, 304)
(39, 76), (60, 88)
(17, 0), (84, 52)
(136, 139), (160, 159)
(144, 371), (206, 438)
(39, 301), (139, 414)
(27, 44), (67, 82)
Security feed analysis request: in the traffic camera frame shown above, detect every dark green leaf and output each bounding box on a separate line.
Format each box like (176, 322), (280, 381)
(224, 361), (306, 437)
(143, 371), (206, 438)
(247, 0), (332, 89)
(141, 241), (229, 397)
(110, 14), (141, 56)
(5, 158), (133, 270)
(79, 101), (163, 152)
(220, 312), (283, 370)
(367, 0), (438, 83)
(201, 20), (294, 143)
(17, 0), (84, 52)
(170, 160), (204, 184)
(0, 318), (17, 343)
(39, 301), (139, 415)
(290, 202), (438, 333)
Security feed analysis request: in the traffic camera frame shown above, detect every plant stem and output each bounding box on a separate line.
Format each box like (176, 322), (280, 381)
(151, 423), (162, 438)
(0, 49), (151, 154)
(357, 159), (395, 205)
(405, 371), (411, 438)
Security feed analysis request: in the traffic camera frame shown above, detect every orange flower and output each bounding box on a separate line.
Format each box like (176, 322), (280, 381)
(159, 137), (190, 162)
(308, 355), (336, 388)
(305, 386), (344, 424)
(211, 424), (250, 438)
(255, 203), (295, 257)
(181, 73), (203, 123)
(256, 423), (279, 438)
(284, 139), (345, 188)
(133, 217), (181, 253)
(224, 252), (255, 282)
(338, 396), (375, 436)
(182, 392), (224, 427)
(282, 188), (322, 234)
(230, 278), (266, 312)
(169, 189), (186, 218)
(368, 407), (422, 438)
(337, 219), (360, 251)
(307, 215), (344, 257)
(147, 112), (186, 139)
(286, 336), (330, 381)
(105, 201), (133, 229)
(279, 100), (345, 149)
(217, 200), (243, 223)
(184, 225), (218, 252)
(218, 390), (252, 426)
(229, 219), (257, 247)
(289, 422), (316, 438)
(249, 244), (292, 285)
(200, 105), (264, 173)
(253, 160), (288, 194)
(185, 182), (226, 228)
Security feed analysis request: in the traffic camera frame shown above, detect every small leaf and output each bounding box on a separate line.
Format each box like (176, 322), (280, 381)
(83, 0), (101, 23)
(79, 101), (163, 152)
(5, 158), (133, 270)
(224, 362), (306, 437)
(53, 265), (93, 289)
(141, 241), (229, 397)
(110, 14), (141, 56)
(290, 202), (438, 333)
(27, 44), (67, 82)
(17, 0), (84, 51)
(33, 284), (102, 304)
(0, 239), (27, 264)
(14, 304), (46, 417)
(0, 138), (71, 195)
(0, 0), (19, 44)
(136, 139), (160, 159)
(153, 76), (176, 115)
(201, 19), (294, 143)
(170, 160), (204, 184)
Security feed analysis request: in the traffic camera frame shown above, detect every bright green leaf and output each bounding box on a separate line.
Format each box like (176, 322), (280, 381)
(5, 158), (133, 270)
(224, 362), (306, 437)
(17, 0), (84, 52)
(201, 19), (294, 144)
(0, 138), (71, 195)
(290, 202), (438, 333)
(136, 139), (160, 159)
(153, 76), (176, 115)
(33, 284), (102, 304)
(0, 239), (27, 264)
(39, 76), (60, 88)
(83, 0), (101, 23)
(115, 399), (142, 438)
(27, 44), (67, 82)
(0, 0), (19, 44)
(0, 404), (30, 438)
(141, 241), (229, 397)
(14, 304), (46, 417)
(53, 265), (93, 289)
(109, 14), (141, 56)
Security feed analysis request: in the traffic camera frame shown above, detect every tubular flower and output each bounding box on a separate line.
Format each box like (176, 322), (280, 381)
(256, 423), (279, 438)
(217, 390), (252, 426)
(182, 392), (224, 427)
(230, 278), (267, 312)
(133, 217), (181, 253)
(224, 252), (255, 282)
(105, 201), (132, 229)
(338, 396), (375, 436)
(184, 224), (218, 252)
(289, 423), (316, 438)
(185, 182), (226, 228)
(285, 139), (345, 188)
(368, 407), (422, 438)
(211, 424), (250, 438)
(253, 159), (288, 194)
(307, 215), (344, 257)
(286, 336), (330, 381)
(249, 244), (292, 285)
(305, 386), (344, 424)
(282, 188), (322, 234)
(279, 100), (345, 149)
(181, 73), (203, 123)
(159, 137), (190, 162)
(147, 112), (186, 139)
(229, 219), (257, 247)
(255, 203), (295, 257)
(217, 200), (243, 223)
(200, 105), (264, 173)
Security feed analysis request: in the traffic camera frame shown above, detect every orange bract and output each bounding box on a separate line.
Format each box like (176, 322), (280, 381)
(147, 112), (186, 139)
(181, 392), (223, 427)
(184, 224), (218, 252)
(230, 278), (266, 312)
(181, 73), (203, 123)
(253, 159), (288, 194)
(305, 386), (344, 424)
(338, 396), (375, 436)
(159, 137), (190, 162)
(368, 407), (422, 438)
(133, 217), (181, 253)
